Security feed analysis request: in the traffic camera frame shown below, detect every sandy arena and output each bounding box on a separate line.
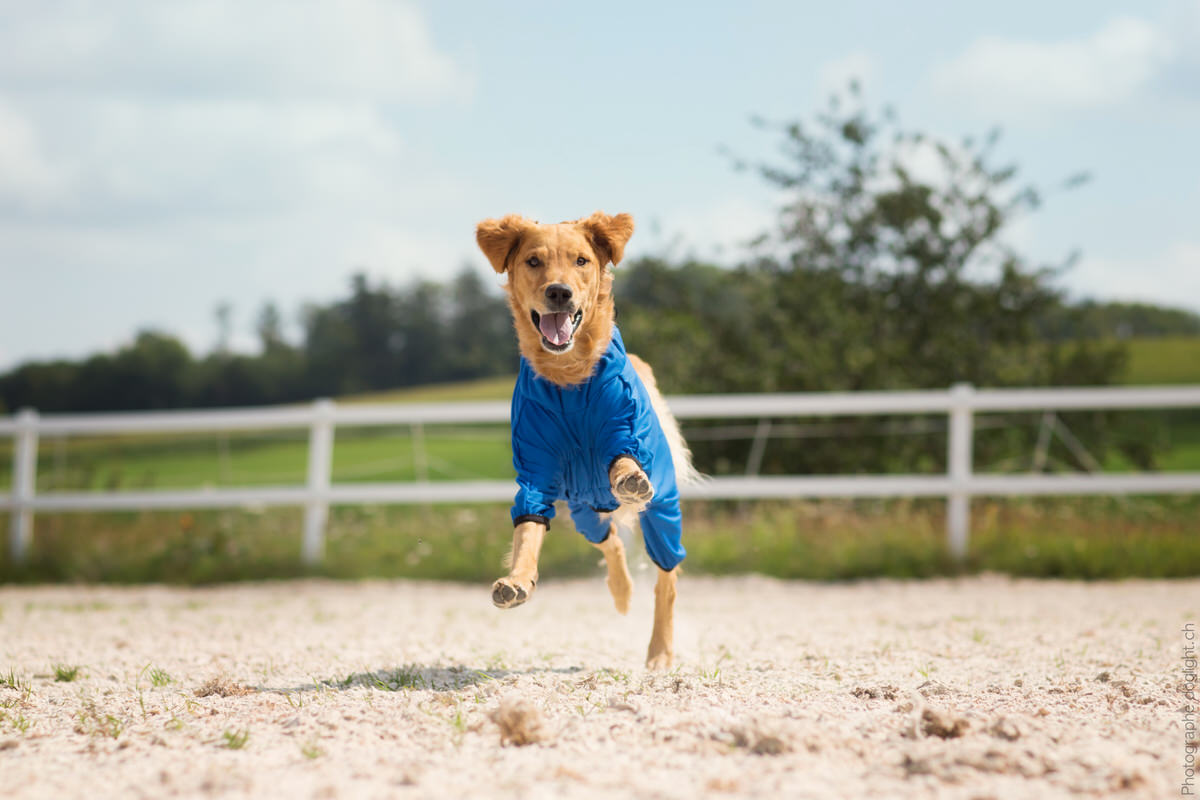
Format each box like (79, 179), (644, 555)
(0, 572), (1193, 799)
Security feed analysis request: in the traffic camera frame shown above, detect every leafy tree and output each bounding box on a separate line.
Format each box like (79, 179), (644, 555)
(443, 268), (518, 380)
(743, 84), (1111, 391)
(214, 302), (233, 355)
(255, 302), (288, 352)
(620, 85), (1137, 473)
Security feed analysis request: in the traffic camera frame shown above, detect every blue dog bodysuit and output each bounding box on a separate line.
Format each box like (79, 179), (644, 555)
(509, 327), (686, 571)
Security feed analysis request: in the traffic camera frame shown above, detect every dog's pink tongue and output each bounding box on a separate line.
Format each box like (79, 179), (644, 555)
(539, 312), (572, 346)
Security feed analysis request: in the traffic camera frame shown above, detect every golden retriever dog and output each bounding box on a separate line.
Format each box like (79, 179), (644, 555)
(475, 211), (697, 670)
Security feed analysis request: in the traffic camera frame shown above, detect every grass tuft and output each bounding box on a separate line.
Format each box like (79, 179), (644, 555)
(220, 728), (250, 750)
(0, 669), (29, 693)
(2, 711), (32, 734)
(75, 701), (123, 739)
(53, 664), (81, 683)
(143, 665), (172, 688)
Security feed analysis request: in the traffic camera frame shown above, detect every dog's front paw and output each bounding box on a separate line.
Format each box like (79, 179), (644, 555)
(610, 458), (654, 506)
(491, 576), (535, 609)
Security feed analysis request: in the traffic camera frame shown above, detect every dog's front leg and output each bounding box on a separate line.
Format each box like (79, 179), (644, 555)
(646, 566), (677, 670)
(492, 520), (545, 609)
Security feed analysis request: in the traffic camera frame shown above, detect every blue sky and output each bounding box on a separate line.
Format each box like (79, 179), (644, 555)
(1, 0), (1198, 369)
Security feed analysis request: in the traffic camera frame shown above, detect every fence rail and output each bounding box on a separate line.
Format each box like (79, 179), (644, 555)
(4, 383), (1200, 566)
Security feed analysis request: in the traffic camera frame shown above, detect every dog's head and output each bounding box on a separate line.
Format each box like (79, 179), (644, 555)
(476, 211), (634, 383)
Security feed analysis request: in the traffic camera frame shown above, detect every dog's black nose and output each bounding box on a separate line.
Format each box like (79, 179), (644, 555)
(544, 283), (573, 307)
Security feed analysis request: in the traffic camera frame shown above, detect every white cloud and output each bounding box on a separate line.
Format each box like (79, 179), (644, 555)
(637, 196), (777, 263)
(341, 220), (478, 279)
(816, 50), (877, 99)
(1069, 241), (1200, 312)
(0, 1), (470, 102)
(0, 2), (464, 223)
(0, 103), (72, 208)
(35, 97), (407, 222)
(932, 17), (1167, 111)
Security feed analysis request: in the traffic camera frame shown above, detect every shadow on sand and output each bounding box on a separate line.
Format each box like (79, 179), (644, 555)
(268, 663), (586, 694)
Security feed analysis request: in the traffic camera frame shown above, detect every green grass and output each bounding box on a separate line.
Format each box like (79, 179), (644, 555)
(1, 497), (1198, 583)
(53, 664), (81, 683)
(19, 424), (513, 493)
(1, 668), (29, 692)
(144, 666), (172, 688)
(680, 497), (1200, 580)
(220, 728), (250, 750)
(0, 375), (517, 494)
(1122, 336), (1200, 385)
(341, 375), (514, 404)
(74, 701), (124, 739)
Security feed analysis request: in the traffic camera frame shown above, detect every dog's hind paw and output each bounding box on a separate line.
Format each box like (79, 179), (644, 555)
(645, 648), (674, 671)
(491, 576), (533, 609)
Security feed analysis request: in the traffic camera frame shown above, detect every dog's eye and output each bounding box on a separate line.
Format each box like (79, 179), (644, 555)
(526, 256), (541, 268)
(576, 256), (588, 266)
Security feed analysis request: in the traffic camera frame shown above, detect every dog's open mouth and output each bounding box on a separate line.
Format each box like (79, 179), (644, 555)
(530, 309), (584, 353)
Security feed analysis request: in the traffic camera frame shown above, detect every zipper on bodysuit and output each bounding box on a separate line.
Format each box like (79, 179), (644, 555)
(554, 385), (579, 499)
(561, 383), (603, 505)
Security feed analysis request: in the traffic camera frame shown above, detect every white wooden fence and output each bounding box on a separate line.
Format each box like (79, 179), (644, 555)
(3, 383), (1199, 566)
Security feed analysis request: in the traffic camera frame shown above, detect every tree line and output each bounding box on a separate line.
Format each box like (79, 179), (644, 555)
(1, 261), (1189, 417)
(0, 270), (517, 414)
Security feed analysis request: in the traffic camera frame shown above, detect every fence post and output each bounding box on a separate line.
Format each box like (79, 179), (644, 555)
(9, 409), (39, 565)
(946, 383), (974, 560)
(302, 399), (335, 565)
(411, 423), (429, 483)
(745, 418), (772, 476)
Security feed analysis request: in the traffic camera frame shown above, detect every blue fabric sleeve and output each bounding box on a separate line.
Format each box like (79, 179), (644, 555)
(510, 404), (560, 525)
(512, 483), (556, 525)
(640, 500), (686, 571)
(567, 502), (612, 543)
(593, 375), (649, 475)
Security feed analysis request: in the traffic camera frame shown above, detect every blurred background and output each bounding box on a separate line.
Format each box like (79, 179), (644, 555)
(1, 0), (1198, 583)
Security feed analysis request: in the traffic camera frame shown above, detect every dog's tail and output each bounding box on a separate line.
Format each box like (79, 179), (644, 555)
(628, 354), (704, 488)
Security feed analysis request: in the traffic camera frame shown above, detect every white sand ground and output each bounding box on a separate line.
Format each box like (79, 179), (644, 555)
(0, 573), (1194, 799)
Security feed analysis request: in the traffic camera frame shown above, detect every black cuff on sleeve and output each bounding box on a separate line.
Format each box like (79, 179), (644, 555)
(607, 454), (644, 475)
(513, 514), (550, 529)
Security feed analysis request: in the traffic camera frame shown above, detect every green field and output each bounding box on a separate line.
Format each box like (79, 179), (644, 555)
(21, 425), (513, 492)
(1121, 336), (1200, 384)
(1, 338), (1198, 582)
(343, 375), (514, 404)
(2, 495), (1198, 584)
(0, 377), (518, 494)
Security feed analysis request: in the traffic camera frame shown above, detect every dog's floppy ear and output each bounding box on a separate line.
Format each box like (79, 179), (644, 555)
(476, 214), (532, 274)
(579, 211), (635, 266)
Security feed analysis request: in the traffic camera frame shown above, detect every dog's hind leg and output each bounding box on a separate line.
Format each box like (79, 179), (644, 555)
(592, 525), (633, 615)
(492, 520), (545, 609)
(646, 566), (677, 670)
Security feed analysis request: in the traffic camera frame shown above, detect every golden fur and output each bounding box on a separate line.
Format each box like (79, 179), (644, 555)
(475, 211), (689, 669)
